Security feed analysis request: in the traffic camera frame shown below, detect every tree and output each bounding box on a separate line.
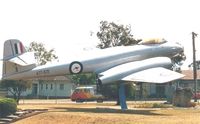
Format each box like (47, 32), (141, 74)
(96, 21), (139, 104)
(26, 41), (58, 98)
(0, 80), (31, 104)
(27, 42), (58, 65)
(188, 60), (200, 70)
(97, 21), (140, 49)
(101, 83), (136, 100)
(70, 73), (96, 85)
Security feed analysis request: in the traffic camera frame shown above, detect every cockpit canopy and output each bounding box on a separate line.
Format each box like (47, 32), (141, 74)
(138, 38), (167, 45)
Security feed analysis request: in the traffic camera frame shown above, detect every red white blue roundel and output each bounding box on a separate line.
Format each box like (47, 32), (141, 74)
(69, 61), (83, 74)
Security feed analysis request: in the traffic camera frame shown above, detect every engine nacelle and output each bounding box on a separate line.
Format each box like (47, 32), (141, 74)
(99, 57), (172, 84)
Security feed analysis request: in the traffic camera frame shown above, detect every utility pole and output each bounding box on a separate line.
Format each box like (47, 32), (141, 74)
(192, 32), (198, 102)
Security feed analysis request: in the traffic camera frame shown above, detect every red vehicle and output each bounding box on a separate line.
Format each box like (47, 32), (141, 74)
(192, 92), (200, 99)
(71, 86), (104, 102)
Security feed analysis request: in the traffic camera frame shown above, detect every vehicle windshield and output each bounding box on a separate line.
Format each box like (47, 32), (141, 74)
(138, 38), (167, 45)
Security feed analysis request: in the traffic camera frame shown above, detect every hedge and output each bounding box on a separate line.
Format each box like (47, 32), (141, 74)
(0, 98), (17, 117)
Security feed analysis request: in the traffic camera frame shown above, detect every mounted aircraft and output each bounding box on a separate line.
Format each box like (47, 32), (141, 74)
(1, 39), (185, 109)
(1, 39), (184, 82)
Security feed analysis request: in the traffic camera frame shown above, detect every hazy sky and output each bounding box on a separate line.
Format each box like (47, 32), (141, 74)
(0, 0), (200, 78)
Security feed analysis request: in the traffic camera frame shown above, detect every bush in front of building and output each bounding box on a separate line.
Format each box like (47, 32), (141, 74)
(0, 98), (17, 117)
(101, 83), (136, 100)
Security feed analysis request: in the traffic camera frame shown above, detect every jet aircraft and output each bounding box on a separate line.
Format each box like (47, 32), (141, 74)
(2, 39), (184, 82)
(1, 39), (184, 109)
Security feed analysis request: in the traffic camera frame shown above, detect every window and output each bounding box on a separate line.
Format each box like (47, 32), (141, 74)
(50, 84), (53, 90)
(60, 84), (64, 90)
(46, 84), (48, 90)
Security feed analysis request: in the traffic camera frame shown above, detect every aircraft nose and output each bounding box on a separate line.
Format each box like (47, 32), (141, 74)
(171, 42), (184, 54)
(171, 42), (186, 62)
(176, 42), (184, 53)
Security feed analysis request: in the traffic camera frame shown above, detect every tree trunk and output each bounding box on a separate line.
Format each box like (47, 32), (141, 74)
(13, 94), (18, 103)
(139, 83), (143, 99)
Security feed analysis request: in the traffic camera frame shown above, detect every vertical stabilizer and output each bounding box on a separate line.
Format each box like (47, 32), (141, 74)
(3, 39), (26, 60)
(2, 39), (36, 79)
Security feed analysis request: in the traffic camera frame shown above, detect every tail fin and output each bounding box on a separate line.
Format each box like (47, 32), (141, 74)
(2, 39), (36, 79)
(3, 39), (26, 60)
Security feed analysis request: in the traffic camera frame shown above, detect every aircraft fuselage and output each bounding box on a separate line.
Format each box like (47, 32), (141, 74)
(2, 41), (183, 80)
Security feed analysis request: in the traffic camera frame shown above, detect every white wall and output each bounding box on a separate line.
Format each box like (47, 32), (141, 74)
(7, 80), (75, 98)
(38, 81), (74, 97)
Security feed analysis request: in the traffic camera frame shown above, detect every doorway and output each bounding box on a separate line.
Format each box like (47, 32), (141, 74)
(32, 84), (38, 96)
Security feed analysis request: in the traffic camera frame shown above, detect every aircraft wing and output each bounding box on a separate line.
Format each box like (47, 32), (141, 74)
(98, 57), (184, 84)
(122, 67), (184, 83)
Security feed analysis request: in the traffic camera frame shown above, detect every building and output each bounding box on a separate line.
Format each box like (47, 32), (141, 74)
(178, 70), (200, 90)
(8, 76), (75, 99)
(0, 88), (7, 98)
(136, 70), (200, 99)
(6, 70), (199, 99)
(135, 82), (170, 99)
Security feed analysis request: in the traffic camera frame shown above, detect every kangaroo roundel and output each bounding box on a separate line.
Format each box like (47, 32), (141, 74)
(69, 61), (83, 74)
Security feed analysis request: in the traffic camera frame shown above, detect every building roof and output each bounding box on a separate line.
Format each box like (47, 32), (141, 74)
(54, 76), (71, 81)
(181, 70), (200, 80)
(34, 76), (71, 81)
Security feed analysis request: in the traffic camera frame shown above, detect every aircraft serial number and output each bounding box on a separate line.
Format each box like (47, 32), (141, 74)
(36, 70), (50, 75)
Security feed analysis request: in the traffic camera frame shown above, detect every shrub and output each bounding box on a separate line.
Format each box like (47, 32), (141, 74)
(152, 103), (168, 108)
(0, 98), (17, 117)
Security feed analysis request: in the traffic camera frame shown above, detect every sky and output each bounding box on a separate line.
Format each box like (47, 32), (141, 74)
(0, 0), (200, 78)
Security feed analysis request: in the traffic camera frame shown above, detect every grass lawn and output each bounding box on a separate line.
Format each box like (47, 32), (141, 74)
(14, 102), (200, 124)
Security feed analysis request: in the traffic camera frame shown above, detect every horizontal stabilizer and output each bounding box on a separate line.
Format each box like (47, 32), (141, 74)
(7, 52), (36, 66)
(122, 67), (184, 83)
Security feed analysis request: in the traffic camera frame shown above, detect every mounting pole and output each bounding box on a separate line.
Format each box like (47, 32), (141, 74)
(192, 32), (198, 102)
(119, 83), (128, 110)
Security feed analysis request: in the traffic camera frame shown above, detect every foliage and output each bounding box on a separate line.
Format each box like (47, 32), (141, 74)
(27, 42), (58, 65)
(0, 98), (17, 117)
(171, 49), (186, 71)
(0, 80), (31, 103)
(101, 83), (136, 100)
(69, 73), (96, 85)
(101, 84), (118, 99)
(188, 60), (200, 70)
(96, 21), (140, 49)
(152, 103), (168, 108)
(125, 83), (136, 99)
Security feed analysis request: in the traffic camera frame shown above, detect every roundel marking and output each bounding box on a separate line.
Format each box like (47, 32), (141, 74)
(69, 61), (83, 74)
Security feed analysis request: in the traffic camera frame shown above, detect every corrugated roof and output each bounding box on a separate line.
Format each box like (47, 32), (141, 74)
(181, 70), (200, 80)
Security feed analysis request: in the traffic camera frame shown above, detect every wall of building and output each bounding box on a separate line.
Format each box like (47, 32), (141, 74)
(178, 79), (200, 91)
(7, 79), (75, 98)
(38, 80), (75, 98)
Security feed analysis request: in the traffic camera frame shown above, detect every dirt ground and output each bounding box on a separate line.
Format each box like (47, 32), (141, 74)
(14, 101), (200, 124)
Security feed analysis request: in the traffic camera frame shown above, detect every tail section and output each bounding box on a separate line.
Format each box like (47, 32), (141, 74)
(2, 39), (36, 79)
(3, 39), (26, 60)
